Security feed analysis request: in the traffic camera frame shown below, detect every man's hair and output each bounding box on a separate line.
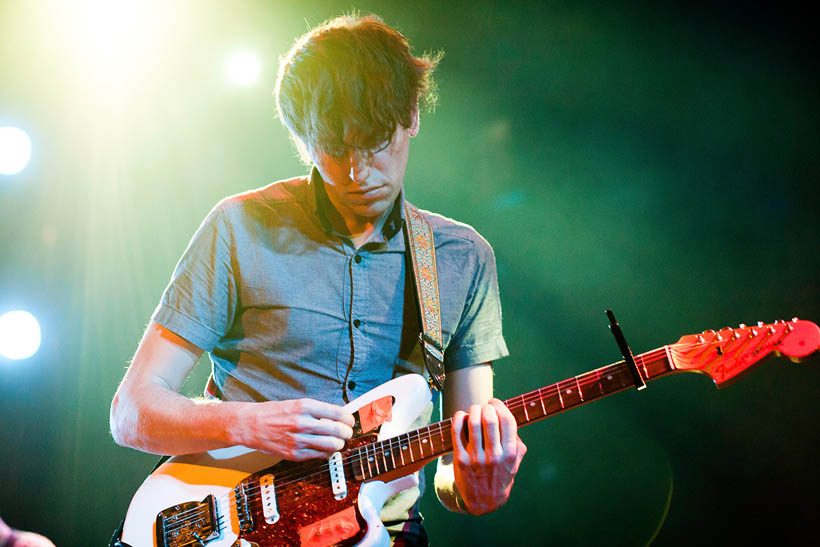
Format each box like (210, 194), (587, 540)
(275, 14), (441, 164)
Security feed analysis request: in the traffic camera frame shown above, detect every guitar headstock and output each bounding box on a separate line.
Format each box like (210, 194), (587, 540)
(669, 319), (819, 388)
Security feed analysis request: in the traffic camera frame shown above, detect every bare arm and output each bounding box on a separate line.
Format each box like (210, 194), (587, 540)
(110, 321), (354, 459)
(434, 363), (527, 515)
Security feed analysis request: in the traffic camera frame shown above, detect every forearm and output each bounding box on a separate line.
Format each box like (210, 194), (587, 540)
(110, 380), (246, 455)
(434, 456), (469, 513)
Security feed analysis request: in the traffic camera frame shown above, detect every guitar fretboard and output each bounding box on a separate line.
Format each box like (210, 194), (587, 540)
(346, 347), (675, 482)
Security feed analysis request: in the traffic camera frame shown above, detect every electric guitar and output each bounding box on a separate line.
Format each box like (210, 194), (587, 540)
(118, 318), (819, 547)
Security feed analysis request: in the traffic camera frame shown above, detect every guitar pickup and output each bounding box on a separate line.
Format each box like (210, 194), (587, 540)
(155, 494), (220, 547)
(259, 473), (280, 524)
(328, 451), (348, 500)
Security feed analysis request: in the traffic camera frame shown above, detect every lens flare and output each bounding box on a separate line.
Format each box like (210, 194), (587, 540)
(0, 127), (32, 175)
(0, 310), (42, 360)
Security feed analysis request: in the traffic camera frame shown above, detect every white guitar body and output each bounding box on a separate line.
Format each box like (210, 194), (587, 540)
(120, 374), (432, 547)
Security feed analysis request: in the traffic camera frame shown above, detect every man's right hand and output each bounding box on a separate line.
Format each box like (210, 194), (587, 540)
(232, 398), (355, 461)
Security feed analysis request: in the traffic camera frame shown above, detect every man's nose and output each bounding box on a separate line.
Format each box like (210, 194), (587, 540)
(348, 153), (370, 182)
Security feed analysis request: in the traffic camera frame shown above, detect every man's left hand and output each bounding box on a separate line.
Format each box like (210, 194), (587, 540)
(451, 398), (527, 515)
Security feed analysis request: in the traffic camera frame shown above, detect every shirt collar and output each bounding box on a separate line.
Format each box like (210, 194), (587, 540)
(308, 166), (405, 250)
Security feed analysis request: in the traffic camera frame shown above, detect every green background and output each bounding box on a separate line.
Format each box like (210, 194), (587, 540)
(1, 1), (817, 545)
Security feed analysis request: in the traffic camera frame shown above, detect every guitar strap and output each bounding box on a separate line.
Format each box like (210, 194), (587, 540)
(403, 201), (446, 392)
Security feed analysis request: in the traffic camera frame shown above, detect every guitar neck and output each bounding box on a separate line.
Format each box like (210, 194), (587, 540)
(348, 346), (676, 482)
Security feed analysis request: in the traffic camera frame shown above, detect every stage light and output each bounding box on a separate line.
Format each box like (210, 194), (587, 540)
(226, 51), (261, 85)
(0, 310), (42, 360)
(0, 127), (32, 175)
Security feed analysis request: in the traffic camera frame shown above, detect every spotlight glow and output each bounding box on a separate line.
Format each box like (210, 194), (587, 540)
(226, 51), (261, 85)
(0, 311), (42, 360)
(0, 127), (32, 175)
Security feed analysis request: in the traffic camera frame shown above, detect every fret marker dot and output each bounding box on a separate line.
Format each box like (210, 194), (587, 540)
(422, 439), (428, 443)
(566, 389), (572, 394)
(402, 445), (407, 450)
(607, 375), (612, 380)
(369, 457), (374, 462)
(530, 402), (535, 407)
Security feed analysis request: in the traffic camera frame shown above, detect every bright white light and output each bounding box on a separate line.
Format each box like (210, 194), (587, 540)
(0, 127), (32, 175)
(226, 51), (261, 85)
(0, 310), (42, 360)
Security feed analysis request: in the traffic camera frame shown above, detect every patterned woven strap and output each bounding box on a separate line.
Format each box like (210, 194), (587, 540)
(403, 201), (446, 391)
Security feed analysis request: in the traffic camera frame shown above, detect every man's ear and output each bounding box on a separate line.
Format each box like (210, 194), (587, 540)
(409, 106), (420, 137)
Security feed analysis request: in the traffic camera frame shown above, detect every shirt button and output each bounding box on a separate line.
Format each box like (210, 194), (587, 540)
(353, 319), (361, 328)
(348, 381), (356, 391)
(354, 255), (362, 263)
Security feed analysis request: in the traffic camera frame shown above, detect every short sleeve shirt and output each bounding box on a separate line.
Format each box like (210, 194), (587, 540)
(152, 171), (508, 405)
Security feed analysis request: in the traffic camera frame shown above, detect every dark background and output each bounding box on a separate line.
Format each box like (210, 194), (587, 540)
(1, 0), (817, 545)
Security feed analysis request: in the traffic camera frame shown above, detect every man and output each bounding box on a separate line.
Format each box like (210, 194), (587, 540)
(110, 14), (525, 545)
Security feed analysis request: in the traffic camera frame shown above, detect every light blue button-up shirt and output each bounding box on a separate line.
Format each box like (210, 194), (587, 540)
(153, 170), (508, 406)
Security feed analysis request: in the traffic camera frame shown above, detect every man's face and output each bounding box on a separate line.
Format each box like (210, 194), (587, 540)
(311, 110), (418, 227)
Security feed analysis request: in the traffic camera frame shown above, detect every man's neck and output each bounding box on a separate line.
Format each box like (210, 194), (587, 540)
(325, 202), (390, 248)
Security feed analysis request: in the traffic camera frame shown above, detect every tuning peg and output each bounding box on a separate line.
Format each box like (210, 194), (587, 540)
(715, 333), (724, 342)
(750, 328), (759, 337)
(767, 326), (776, 335)
(732, 330), (741, 340)
(738, 323), (747, 328)
(696, 335), (706, 343)
(757, 321), (764, 327)
(792, 317), (799, 322)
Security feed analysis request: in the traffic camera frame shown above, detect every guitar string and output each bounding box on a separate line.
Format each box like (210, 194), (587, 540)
(159, 344), (692, 532)
(161, 331), (781, 533)
(159, 346), (683, 533)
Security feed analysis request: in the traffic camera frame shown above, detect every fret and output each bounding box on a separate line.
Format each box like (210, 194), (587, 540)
(420, 429), (431, 457)
(574, 376), (585, 402)
(595, 368), (604, 397)
(405, 433), (416, 463)
(636, 353), (649, 380)
(440, 422), (450, 453)
(355, 447), (366, 480)
(409, 434), (421, 463)
(380, 440), (390, 473)
(520, 393), (530, 422)
(557, 385), (565, 409)
(381, 442), (392, 473)
(364, 443), (374, 480)
(537, 387), (547, 415)
(370, 442), (381, 476)
(430, 424), (446, 453)
(397, 434), (406, 467)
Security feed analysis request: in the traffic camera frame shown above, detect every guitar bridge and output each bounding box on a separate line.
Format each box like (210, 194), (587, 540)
(155, 494), (221, 547)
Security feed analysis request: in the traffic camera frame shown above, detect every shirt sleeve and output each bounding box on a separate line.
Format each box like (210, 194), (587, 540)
(444, 237), (509, 371)
(151, 204), (238, 352)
